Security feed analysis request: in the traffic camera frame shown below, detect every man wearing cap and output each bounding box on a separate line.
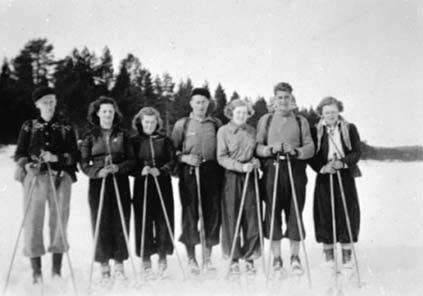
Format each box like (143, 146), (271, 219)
(172, 88), (223, 274)
(14, 86), (79, 283)
(256, 82), (314, 275)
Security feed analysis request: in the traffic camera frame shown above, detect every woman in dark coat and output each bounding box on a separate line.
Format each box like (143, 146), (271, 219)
(217, 99), (261, 275)
(80, 96), (135, 279)
(131, 107), (176, 276)
(309, 96), (361, 270)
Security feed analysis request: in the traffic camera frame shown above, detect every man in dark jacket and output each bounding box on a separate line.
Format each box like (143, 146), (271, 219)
(14, 86), (79, 283)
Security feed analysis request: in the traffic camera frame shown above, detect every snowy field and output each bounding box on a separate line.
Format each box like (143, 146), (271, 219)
(0, 145), (422, 296)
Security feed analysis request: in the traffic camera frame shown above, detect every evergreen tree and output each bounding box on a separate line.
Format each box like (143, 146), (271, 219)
(212, 83), (228, 124)
(248, 97), (268, 128)
(230, 91), (240, 102)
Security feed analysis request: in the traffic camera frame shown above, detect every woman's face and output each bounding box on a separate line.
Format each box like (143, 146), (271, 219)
(232, 105), (249, 126)
(97, 103), (115, 128)
(322, 104), (340, 126)
(141, 114), (158, 135)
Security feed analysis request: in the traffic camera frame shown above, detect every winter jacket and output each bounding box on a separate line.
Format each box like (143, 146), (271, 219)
(14, 116), (79, 181)
(79, 127), (135, 179)
(131, 132), (176, 176)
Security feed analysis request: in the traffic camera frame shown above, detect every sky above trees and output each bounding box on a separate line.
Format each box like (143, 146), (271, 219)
(1, 0), (422, 146)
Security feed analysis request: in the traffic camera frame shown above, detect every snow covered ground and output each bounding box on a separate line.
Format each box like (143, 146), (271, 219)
(0, 145), (422, 295)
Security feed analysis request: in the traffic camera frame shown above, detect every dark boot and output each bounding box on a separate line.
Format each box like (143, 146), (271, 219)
(342, 249), (352, 264)
(186, 245), (196, 260)
(324, 249), (335, 262)
(30, 257), (42, 284)
(52, 253), (63, 277)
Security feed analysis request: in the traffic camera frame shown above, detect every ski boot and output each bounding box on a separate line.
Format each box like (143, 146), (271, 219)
(52, 253), (62, 278)
(30, 257), (43, 284)
(245, 260), (257, 277)
(290, 255), (304, 275)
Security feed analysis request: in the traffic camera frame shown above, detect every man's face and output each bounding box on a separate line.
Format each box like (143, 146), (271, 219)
(35, 94), (57, 119)
(190, 95), (210, 117)
(273, 90), (294, 113)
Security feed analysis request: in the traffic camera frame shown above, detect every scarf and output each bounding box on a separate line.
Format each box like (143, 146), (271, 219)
(316, 117), (352, 154)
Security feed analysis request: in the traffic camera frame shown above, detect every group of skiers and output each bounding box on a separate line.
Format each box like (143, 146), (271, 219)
(13, 82), (361, 284)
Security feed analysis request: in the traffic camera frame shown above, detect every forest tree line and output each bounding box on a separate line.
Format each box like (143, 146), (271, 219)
(0, 38), (421, 161)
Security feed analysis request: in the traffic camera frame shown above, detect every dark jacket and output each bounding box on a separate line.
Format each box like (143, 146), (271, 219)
(309, 123), (362, 178)
(79, 126), (135, 179)
(14, 116), (79, 181)
(131, 132), (176, 176)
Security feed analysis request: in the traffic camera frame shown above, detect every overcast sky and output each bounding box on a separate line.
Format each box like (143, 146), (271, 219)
(1, 0), (422, 146)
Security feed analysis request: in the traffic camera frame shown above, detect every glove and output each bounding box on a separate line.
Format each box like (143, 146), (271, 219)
(251, 158), (261, 169)
(269, 143), (283, 154)
(107, 164), (119, 174)
(321, 164), (336, 174)
(282, 143), (297, 156)
(141, 166), (151, 176)
(331, 160), (344, 170)
(242, 162), (254, 173)
(25, 162), (40, 176)
(149, 167), (160, 177)
(181, 154), (202, 167)
(40, 150), (58, 163)
(98, 168), (110, 178)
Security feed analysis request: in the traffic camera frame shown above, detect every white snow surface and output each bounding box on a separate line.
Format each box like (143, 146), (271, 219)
(0, 145), (422, 295)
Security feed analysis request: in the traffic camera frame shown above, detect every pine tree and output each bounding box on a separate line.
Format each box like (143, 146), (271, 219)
(248, 97), (268, 128)
(213, 83), (228, 124)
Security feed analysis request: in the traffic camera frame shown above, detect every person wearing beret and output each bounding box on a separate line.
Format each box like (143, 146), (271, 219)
(217, 99), (262, 275)
(256, 82), (315, 275)
(14, 86), (79, 283)
(171, 88), (223, 274)
(308, 96), (361, 271)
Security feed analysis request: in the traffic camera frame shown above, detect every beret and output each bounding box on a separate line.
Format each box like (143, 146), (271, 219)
(191, 88), (211, 100)
(32, 86), (55, 103)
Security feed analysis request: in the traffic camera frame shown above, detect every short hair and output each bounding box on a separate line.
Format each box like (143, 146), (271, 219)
(87, 96), (123, 127)
(224, 99), (255, 119)
(273, 82), (293, 94)
(191, 88), (211, 100)
(316, 96), (344, 115)
(268, 93), (296, 112)
(132, 106), (163, 133)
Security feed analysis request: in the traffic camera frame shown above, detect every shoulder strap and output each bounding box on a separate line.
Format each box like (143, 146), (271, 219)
(295, 115), (303, 147)
(181, 117), (190, 154)
(264, 113), (273, 145)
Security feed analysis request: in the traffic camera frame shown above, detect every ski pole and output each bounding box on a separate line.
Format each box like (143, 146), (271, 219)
(3, 177), (37, 294)
(152, 175), (186, 279)
(105, 140), (137, 281)
(254, 168), (266, 272)
(226, 171), (251, 278)
(266, 153), (280, 283)
(286, 154), (312, 288)
(88, 161), (108, 291)
(329, 171), (339, 284)
(46, 163), (78, 295)
(194, 166), (207, 269)
(336, 169), (361, 286)
(140, 176), (148, 273)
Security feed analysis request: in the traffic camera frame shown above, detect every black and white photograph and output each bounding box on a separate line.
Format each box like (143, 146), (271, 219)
(0, 0), (422, 295)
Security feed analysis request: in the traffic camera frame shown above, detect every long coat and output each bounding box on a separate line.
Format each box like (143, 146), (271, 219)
(80, 126), (135, 262)
(309, 122), (361, 245)
(131, 132), (176, 258)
